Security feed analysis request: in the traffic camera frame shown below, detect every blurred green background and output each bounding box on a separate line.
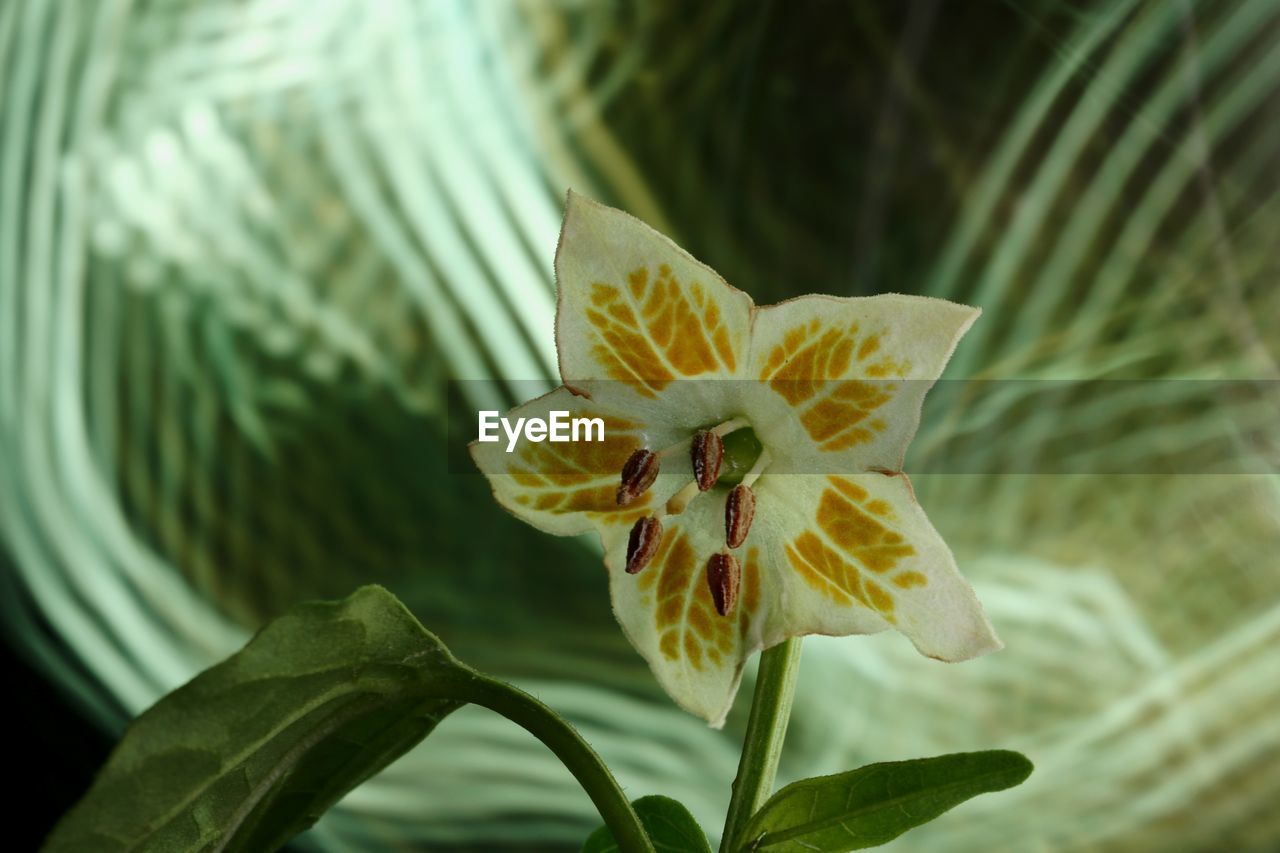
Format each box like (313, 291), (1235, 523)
(2, 0), (1278, 849)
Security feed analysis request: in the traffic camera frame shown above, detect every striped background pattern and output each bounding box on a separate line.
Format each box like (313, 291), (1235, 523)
(2, 1), (1277, 849)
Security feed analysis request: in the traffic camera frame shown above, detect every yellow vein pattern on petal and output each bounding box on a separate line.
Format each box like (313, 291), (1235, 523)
(757, 318), (910, 451)
(636, 532), (761, 671)
(507, 409), (653, 525)
(584, 264), (740, 397)
(783, 475), (920, 622)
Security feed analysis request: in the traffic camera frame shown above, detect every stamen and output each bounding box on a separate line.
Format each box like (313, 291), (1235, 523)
(711, 417), (748, 437)
(725, 484), (756, 548)
(655, 417), (748, 460)
(624, 420), (755, 585)
(706, 552), (740, 616)
(625, 516), (663, 574)
(741, 448), (771, 489)
(690, 429), (724, 492)
(617, 448), (659, 506)
(665, 480), (701, 515)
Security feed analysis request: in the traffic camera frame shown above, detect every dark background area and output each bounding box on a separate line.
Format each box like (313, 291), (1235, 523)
(4, 622), (112, 846)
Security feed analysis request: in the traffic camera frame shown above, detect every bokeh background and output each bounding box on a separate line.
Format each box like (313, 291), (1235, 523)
(2, 0), (1278, 849)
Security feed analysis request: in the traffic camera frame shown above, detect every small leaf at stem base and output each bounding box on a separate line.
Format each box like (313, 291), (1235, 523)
(739, 750), (1033, 852)
(584, 795), (711, 853)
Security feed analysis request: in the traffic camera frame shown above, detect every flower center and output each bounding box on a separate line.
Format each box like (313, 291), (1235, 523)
(714, 426), (763, 488)
(620, 419), (772, 616)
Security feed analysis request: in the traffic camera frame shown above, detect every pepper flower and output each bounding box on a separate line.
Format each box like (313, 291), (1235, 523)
(471, 192), (1000, 725)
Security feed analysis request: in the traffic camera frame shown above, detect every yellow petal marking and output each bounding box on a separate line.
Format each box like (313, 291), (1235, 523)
(783, 476), (923, 621)
(757, 319), (912, 451)
(639, 531), (755, 671)
(584, 265), (739, 397)
(785, 532), (874, 610)
(509, 412), (651, 523)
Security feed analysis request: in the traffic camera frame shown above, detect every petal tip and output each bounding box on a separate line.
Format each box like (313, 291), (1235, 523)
(921, 622), (1003, 663)
(653, 667), (743, 729)
(562, 186), (593, 218)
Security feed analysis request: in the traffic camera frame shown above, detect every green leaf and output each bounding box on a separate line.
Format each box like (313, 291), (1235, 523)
(583, 795), (711, 853)
(739, 750), (1033, 852)
(45, 586), (473, 853)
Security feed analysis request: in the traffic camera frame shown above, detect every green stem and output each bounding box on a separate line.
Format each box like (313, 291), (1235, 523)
(445, 671), (655, 853)
(719, 638), (803, 853)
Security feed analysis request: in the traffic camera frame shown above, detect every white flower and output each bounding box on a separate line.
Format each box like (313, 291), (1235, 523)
(471, 192), (999, 725)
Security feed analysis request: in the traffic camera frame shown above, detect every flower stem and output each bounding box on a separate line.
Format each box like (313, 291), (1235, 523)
(719, 638), (803, 852)
(446, 672), (655, 853)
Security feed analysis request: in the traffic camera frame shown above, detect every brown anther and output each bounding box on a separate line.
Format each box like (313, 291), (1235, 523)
(725, 484), (756, 548)
(690, 429), (724, 492)
(617, 448), (659, 506)
(706, 551), (740, 616)
(625, 516), (663, 574)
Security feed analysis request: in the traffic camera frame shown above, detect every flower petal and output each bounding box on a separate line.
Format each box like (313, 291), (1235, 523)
(555, 191), (754, 424)
(469, 386), (690, 538)
(606, 468), (997, 724)
(746, 294), (979, 473)
(753, 471), (1000, 662)
(605, 491), (773, 726)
